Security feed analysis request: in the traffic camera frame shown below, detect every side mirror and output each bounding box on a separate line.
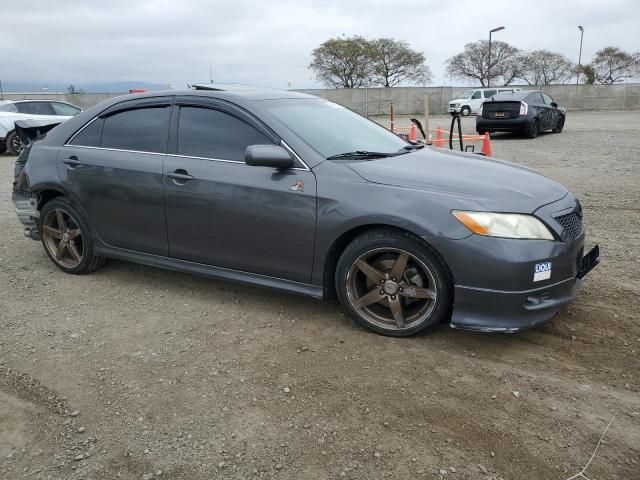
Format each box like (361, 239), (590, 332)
(245, 145), (294, 169)
(551, 102), (558, 108)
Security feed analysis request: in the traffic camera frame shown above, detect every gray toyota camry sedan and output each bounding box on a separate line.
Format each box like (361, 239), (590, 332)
(12, 85), (599, 336)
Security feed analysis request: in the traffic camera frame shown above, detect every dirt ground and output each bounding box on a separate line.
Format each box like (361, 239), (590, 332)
(0, 111), (639, 480)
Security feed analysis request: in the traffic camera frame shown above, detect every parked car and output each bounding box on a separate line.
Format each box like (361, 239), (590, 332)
(12, 86), (598, 337)
(0, 100), (82, 154)
(476, 90), (566, 138)
(447, 87), (521, 116)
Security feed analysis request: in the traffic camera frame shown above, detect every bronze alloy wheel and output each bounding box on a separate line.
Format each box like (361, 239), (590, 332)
(41, 208), (84, 269)
(345, 247), (438, 331)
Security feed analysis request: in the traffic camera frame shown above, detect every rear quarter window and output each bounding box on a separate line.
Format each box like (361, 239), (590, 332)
(68, 118), (103, 147)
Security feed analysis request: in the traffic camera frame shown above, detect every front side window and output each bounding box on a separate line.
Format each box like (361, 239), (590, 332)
(16, 102), (56, 115)
(471, 91), (482, 100)
(541, 93), (554, 105)
(264, 99), (408, 159)
(177, 106), (274, 161)
(51, 102), (82, 116)
(100, 106), (170, 153)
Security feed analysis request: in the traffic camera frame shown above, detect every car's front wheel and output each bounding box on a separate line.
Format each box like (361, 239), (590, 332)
(460, 106), (471, 116)
(39, 197), (105, 274)
(552, 115), (565, 133)
(336, 229), (453, 337)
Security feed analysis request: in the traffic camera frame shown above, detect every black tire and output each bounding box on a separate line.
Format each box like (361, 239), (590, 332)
(552, 115), (564, 133)
(525, 119), (539, 139)
(39, 197), (106, 274)
(5, 131), (24, 155)
(477, 129), (486, 135)
(0, 143), (6, 154)
(335, 229), (453, 337)
(460, 106), (471, 117)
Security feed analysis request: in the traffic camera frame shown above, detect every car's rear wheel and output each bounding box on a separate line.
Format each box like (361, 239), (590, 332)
(336, 229), (453, 337)
(552, 115), (565, 133)
(39, 197), (105, 274)
(525, 119), (539, 139)
(460, 106), (471, 116)
(5, 131), (24, 155)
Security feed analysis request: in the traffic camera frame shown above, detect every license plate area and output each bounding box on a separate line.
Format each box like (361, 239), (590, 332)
(577, 245), (600, 279)
(494, 112), (505, 117)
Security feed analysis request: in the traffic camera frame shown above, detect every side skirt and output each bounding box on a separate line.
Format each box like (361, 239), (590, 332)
(94, 241), (325, 300)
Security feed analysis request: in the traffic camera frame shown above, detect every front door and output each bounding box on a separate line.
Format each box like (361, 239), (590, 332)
(61, 97), (172, 255)
(163, 98), (317, 283)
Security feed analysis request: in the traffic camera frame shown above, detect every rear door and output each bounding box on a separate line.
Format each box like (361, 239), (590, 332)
(540, 92), (560, 128)
(531, 92), (553, 129)
(163, 97), (317, 283)
(61, 97), (173, 255)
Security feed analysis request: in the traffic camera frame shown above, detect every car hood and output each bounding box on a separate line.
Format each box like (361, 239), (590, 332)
(346, 147), (568, 213)
(449, 98), (467, 104)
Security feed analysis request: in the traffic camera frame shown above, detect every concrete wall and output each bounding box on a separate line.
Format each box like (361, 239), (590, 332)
(296, 83), (640, 115)
(3, 83), (639, 115)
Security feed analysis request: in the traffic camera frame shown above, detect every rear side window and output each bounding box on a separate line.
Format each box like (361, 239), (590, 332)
(69, 118), (103, 147)
(100, 106), (170, 153)
(483, 89), (497, 98)
(177, 106), (273, 161)
(51, 102), (82, 116)
(16, 102), (56, 115)
(0, 103), (17, 112)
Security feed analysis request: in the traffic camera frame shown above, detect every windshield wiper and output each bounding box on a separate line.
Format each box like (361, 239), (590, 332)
(401, 144), (425, 151)
(326, 150), (395, 160)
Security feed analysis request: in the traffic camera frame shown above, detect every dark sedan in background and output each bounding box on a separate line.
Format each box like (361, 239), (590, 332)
(476, 90), (566, 138)
(12, 85), (597, 337)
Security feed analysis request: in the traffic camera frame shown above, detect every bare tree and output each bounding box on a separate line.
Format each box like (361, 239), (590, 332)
(369, 38), (432, 87)
(446, 40), (520, 87)
(309, 36), (373, 88)
(519, 50), (574, 86)
(591, 47), (639, 84)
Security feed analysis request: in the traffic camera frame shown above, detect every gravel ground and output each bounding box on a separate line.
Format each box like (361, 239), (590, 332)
(1, 111), (639, 480)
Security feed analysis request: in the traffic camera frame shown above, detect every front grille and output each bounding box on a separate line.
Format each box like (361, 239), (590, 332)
(555, 212), (584, 239)
(449, 103), (456, 108)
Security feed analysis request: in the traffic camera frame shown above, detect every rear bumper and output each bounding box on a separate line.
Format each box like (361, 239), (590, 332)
(12, 190), (40, 240)
(476, 117), (528, 132)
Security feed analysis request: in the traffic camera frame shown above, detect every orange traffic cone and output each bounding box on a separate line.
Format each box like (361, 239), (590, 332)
(409, 123), (417, 142)
(481, 132), (493, 156)
(434, 127), (444, 147)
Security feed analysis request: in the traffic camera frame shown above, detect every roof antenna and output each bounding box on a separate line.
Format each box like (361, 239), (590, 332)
(209, 65), (214, 83)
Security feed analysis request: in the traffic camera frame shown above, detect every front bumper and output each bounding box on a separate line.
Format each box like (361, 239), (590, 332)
(448, 107), (461, 113)
(426, 196), (599, 332)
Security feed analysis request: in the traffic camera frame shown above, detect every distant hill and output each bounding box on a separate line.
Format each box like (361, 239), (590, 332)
(1, 80), (170, 93)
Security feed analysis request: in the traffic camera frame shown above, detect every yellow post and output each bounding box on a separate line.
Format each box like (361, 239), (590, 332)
(390, 102), (394, 133)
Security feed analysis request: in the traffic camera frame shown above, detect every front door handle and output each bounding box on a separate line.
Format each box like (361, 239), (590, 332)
(167, 169), (194, 182)
(63, 156), (83, 167)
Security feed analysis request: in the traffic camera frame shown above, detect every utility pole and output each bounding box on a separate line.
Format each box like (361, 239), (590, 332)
(487, 26), (505, 88)
(576, 26), (584, 85)
(209, 65), (214, 83)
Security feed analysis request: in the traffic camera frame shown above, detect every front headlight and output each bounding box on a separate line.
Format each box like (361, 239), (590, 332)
(452, 211), (554, 240)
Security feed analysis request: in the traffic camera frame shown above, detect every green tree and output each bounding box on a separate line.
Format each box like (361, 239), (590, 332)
(309, 36), (373, 88)
(446, 40), (521, 86)
(67, 85), (85, 95)
(369, 38), (432, 87)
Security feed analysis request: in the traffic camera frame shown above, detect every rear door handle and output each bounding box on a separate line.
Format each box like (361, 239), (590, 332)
(166, 169), (194, 182)
(63, 156), (83, 167)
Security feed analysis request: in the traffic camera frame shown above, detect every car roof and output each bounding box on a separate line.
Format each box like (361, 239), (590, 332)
(188, 83), (315, 101)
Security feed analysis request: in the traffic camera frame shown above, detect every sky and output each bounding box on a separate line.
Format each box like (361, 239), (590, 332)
(1, 0), (638, 90)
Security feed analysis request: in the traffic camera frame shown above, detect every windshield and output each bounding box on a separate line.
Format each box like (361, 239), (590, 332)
(263, 98), (408, 158)
(458, 90), (474, 99)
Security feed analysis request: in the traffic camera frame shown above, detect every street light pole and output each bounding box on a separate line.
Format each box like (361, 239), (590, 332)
(488, 26), (505, 88)
(576, 26), (584, 85)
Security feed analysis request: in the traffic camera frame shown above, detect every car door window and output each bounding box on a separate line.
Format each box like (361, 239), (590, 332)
(483, 89), (497, 98)
(68, 118), (104, 147)
(541, 93), (554, 105)
(100, 106), (171, 153)
(51, 102), (82, 116)
(15, 102), (56, 115)
(0, 103), (17, 112)
(177, 106), (274, 161)
(471, 91), (482, 100)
